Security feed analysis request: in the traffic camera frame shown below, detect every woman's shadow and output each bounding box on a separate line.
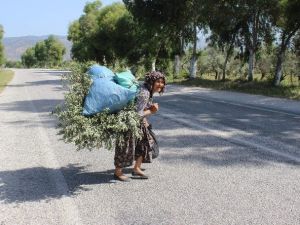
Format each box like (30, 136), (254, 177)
(0, 164), (127, 204)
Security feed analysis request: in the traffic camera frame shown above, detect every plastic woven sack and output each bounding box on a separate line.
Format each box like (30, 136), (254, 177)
(114, 70), (139, 92)
(83, 77), (137, 115)
(87, 64), (115, 80)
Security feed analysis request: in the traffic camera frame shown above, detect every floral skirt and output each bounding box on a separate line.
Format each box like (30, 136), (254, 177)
(114, 122), (154, 168)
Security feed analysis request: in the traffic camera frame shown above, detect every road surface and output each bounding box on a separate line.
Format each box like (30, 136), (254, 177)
(0, 69), (300, 225)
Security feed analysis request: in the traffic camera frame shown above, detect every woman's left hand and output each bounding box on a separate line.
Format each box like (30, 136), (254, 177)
(149, 103), (159, 113)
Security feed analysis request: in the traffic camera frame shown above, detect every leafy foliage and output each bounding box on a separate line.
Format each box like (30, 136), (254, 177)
(54, 62), (142, 151)
(68, 2), (141, 65)
(5, 60), (23, 68)
(21, 35), (66, 68)
(66, 0), (299, 87)
(272, 0), (300, 85)
(21, 48), (37, 67)
(0, 25), (5, 66)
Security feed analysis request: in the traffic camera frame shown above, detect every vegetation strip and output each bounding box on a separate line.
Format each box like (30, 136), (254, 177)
(172, 78), (300, 100)
(0, 70), (14, 93)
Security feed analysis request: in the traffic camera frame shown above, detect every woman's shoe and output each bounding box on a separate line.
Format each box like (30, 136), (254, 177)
(131, 171), (149, 179)
(113, 174), (130, 182)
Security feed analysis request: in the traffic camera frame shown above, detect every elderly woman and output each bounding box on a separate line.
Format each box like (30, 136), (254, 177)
(114, 71), (166, 181)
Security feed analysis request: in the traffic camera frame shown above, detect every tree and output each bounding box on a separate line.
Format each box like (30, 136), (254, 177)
(256, 45), (275, 80)
(68, 0), (102, 61)
(123, 0), (176, 71)
(204, 47), (224, 80)
(207, 0), (277, 82)
(112, 10), (142, 64)
(273, 0), (300, 86)
(206, 1), (242, 81)
(188, 0), (208, 79)
(93, 3), (130, 64)
(5, 60), (22, 68)
(293, 33), (300, 81)
(282, 50), (299, 84)
(124, 0), (208, 78)
(68, 0), (174, 70)
(44, 35), (66, 67)
(238, 0), (277, 82)
(21, 36), (66, 68)
(0, 25), (5, 66)
(21, 47), (37, 68)
(294, 33), (300, 57)
(68, 1), (143, 66)
(34, 41), (47, 65)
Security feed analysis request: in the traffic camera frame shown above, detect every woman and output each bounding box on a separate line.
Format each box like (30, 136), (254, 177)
(114, 71), (166, 181)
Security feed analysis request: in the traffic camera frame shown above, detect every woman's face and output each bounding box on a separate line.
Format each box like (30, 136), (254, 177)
(152, 78), (165, 93)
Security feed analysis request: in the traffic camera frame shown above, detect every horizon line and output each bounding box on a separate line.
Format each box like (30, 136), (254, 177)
(4, 34), (68, 38)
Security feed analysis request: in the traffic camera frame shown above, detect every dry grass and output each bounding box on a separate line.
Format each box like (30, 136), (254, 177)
(0, 70), (14, 93)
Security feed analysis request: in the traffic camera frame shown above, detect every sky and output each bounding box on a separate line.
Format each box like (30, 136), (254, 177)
(0, 0), (121, 38)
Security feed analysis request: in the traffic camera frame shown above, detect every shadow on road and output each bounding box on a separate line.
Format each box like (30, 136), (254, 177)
(156, 132), (300, 167)
(32, 70), (69, 76)
(149, 112), (300, 167)
(6, 79), (66, 91)
(0, 99), (64, 113)
(0, 164), (123, 204)
(156, 93), (300, 150)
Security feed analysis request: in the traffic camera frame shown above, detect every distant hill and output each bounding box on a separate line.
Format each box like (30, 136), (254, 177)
(3, 35), (72, 61)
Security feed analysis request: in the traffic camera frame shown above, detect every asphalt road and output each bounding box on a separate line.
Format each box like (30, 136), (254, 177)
(0, 69), (299, 225)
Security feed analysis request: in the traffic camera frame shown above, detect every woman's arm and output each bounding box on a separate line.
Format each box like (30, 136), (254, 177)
(143, 109), (152, 117)
(136, 88), (151, 117)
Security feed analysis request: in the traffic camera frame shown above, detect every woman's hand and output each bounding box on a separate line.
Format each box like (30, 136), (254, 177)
(149, 103), (159, 113)
(143, 103), (159, 116)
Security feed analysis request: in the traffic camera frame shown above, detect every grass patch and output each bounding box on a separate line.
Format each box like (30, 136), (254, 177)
(0, 70), (14, 93)
(171, 77), (300, 100)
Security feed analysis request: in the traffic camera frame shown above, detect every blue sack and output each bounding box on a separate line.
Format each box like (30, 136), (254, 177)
(83, 78), (137, 115)
(87, 64), (115, 80)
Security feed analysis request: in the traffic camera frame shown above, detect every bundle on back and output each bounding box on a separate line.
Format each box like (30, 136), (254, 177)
(53, 62), (142, 151)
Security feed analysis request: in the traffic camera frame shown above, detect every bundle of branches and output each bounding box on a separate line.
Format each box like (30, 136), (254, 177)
(54, 62), (142, 150)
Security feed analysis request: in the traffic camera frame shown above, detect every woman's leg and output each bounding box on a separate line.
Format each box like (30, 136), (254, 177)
(113, 134), (135, 181)
(114, 167), (129, 181)
(133, 122), (152, 177)
(133, 156), (145, 175)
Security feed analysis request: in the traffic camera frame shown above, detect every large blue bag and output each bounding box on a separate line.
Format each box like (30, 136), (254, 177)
(83, 78), (137, 115)
(87, 64), (115, 80)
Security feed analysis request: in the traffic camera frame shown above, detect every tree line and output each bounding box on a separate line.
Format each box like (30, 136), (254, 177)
(21, 35), (66, 68)
(66, 0), (299, 86)
(3, 1), (299, 87)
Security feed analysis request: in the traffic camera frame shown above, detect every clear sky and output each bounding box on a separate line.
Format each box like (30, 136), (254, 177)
(0, 0), (121, 38)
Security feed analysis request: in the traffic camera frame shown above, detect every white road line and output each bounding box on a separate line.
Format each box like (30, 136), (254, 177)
(159, 109), (300, 164)
(163, 92), (300, 117)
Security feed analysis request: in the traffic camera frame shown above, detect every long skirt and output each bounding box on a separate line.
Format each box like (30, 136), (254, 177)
(114, 122), (154, 168)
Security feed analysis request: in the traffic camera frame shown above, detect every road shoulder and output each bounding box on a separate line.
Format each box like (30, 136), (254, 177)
(164, 84), (300, 115)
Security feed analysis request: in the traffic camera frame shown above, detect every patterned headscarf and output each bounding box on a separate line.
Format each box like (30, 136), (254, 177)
(144, 71), (166, 96)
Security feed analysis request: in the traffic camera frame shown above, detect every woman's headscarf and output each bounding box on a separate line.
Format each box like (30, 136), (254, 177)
(144, 71), (166, 97)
